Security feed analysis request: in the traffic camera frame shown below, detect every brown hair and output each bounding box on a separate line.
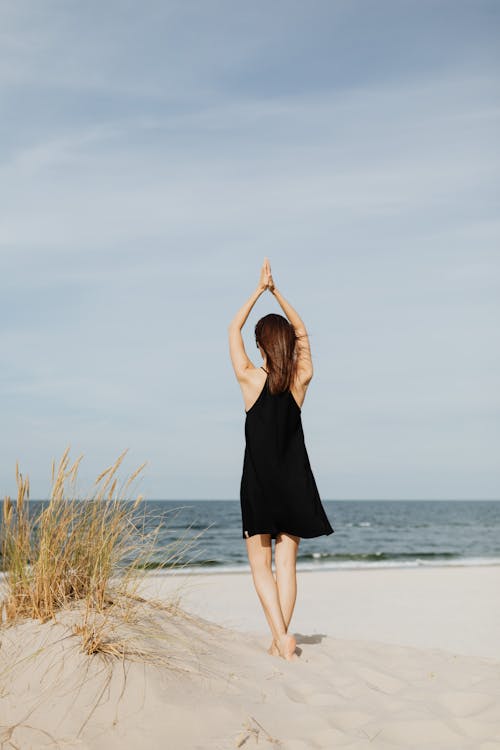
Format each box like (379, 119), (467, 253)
(255, 314), (298, 395)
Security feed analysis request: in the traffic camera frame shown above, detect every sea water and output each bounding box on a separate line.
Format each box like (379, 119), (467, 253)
(6, 499), (500, 575)
(122, 499), (500, 574)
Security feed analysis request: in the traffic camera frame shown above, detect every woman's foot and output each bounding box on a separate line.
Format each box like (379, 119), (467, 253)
(277, 632), (298, 661)
(267, 639), (280, 657)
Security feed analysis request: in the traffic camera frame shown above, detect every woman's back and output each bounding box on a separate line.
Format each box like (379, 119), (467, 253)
(240, 367), (334, 540)
(240, 366), (309, 414)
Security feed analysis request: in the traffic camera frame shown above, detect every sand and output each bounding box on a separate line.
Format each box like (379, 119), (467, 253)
(1, 564), (499, 749)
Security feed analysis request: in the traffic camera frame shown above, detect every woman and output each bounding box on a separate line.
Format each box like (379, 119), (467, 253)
(228, 258), (335, 661)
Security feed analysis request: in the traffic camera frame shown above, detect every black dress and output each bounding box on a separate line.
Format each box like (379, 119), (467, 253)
(240, 367), (335, 540)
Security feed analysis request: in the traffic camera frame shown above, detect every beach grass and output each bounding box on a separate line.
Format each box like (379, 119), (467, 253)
(0, 447), (212, 662)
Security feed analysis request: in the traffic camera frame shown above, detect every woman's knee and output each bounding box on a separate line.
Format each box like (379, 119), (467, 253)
(250, 559), (272, 576)
(275, 557), (296, 574)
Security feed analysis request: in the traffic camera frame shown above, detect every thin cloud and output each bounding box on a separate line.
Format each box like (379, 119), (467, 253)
(0, 1), (499, 499)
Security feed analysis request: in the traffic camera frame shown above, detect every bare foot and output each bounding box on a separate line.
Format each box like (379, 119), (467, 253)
(277, 633), (298, 661)
(267, 639), (280, 657)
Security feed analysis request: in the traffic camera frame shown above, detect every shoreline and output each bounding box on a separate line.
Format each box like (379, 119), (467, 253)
(2, 556), (500, 584)
(142, 556), (500, 575)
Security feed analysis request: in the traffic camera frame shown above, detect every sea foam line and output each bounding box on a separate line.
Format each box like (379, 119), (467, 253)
(142, 555), (500, 576)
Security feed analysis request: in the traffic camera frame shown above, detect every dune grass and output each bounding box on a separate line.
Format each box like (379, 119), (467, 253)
(0, 447), (211, 660)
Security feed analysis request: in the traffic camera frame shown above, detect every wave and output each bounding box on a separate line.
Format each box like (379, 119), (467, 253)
(297, 550), (459, 563)
(2, 555), (499, 579)
(139, 554), (500, 576)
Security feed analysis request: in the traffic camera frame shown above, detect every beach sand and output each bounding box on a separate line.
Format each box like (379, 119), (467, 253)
(1, 564), (499, 749)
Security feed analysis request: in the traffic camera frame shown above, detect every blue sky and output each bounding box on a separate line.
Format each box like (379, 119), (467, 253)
(1, 0), (499, 500)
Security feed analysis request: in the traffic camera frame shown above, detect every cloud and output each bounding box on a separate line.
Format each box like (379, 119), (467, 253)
(0, 1), (499, 498)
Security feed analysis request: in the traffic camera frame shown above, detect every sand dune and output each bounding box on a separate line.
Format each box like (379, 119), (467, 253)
(1, 565), (499, 749)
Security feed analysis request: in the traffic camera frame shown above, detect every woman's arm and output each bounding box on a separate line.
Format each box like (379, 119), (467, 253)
(270, 286), (307, 334)
(228, 260), (270, 380)
(270, 284), (314, 383)
(228, 285), (265, 333)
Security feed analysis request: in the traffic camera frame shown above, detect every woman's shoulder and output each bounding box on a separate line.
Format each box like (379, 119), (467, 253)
(237, 364), (267, 384)
(238, 365), (268, 412)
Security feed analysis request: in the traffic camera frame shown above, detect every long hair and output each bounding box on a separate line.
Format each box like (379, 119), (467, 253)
(255, 314), (298, 395)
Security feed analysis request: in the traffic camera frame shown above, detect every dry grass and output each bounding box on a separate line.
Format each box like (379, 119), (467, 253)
(0, 449), (255, 750)
(0, 447), (212, 660)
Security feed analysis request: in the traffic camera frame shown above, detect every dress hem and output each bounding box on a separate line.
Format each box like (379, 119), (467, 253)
(242, 528), (335, 540)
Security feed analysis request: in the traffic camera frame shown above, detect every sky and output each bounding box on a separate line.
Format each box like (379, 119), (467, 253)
(1, 0), (499, 501)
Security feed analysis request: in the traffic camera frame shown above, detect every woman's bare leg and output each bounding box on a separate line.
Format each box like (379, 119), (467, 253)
(270, 532), (300, 656)
(275, 532), (300, 626)
(245, 534), (296, 659)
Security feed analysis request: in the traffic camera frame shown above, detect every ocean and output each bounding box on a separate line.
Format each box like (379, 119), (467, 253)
(125, 499), (500, 574)
(4, 499), (500, 575)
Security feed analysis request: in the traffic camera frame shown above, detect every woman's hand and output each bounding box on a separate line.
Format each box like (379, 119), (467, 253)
(258, 257), (275, 292)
